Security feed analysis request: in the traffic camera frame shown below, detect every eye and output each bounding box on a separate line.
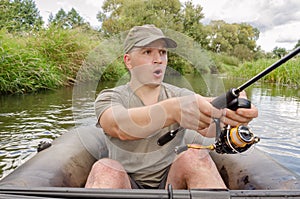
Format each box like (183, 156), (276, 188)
(160, 50), (167, 55)
(143, 49), (152, 55)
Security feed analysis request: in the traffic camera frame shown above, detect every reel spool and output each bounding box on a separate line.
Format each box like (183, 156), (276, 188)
(214, 125), (260, 154)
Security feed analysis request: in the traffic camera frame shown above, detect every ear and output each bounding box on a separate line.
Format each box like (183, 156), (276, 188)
(123, 54), (132, 70)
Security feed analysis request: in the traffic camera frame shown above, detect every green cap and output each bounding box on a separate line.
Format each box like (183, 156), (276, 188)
(124, 24), (177, 53)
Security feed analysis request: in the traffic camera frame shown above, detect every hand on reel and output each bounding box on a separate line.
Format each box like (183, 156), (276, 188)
(175, 98), (260, 155)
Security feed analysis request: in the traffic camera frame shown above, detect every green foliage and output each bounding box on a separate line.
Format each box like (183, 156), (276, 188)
(231, 57), (300, 87)
(98, 0), (260, 65)
(0, 28), (100, 94)
(272, 47), (287, 58)
(168, 52), (194, 75)
(0, 29), (60, 93)
(3, 0), (294, 94)
(48, 8), (90, 29)
(0, 0), (43, 32)
(100, 58), (128, 81)
(181, 1), (208, 46)
(232, 44), (254, 61)
(210, 53), (240, 73)
(98, 0), (183, 35)
(97, 0), (212, 73)
(205, 20), (259, 59)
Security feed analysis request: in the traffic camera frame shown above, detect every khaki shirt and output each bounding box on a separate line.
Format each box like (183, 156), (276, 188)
(95, 82), (194, 187)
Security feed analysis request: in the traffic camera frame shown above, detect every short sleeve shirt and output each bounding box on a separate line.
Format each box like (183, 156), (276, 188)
(94, 82), (194, 187)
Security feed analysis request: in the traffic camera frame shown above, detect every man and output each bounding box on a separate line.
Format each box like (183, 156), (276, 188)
(85, 24), (258, 189)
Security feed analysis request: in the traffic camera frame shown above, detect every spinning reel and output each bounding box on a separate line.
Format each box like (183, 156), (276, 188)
(174, 98), (260, 155)
(214, 123), (260, 154)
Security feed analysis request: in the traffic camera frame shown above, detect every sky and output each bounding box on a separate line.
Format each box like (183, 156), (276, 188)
(34, 0), (300, 52)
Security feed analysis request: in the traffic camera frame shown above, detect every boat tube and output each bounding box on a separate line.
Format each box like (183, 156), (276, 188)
(0, 125), (300, 198)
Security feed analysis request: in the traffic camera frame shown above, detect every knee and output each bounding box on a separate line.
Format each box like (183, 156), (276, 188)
(91, 158), (127, 175)
(86, 158), (131, 188)
(176, 149), (213, 168)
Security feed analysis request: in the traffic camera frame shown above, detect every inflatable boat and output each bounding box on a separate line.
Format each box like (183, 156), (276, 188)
(1, 125), (300, 198)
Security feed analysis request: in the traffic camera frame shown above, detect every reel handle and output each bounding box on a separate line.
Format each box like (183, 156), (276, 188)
(157, 127), (184, 146)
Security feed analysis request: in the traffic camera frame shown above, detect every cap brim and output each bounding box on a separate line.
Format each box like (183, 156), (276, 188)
(135, 36), (177, 48)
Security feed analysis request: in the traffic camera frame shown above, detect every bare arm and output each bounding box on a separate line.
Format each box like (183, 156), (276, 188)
(99, 98), (177, 140)
(100, 94), (223, 140)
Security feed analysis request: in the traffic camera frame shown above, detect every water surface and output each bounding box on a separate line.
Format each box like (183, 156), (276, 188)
(0, 75), (299, 180)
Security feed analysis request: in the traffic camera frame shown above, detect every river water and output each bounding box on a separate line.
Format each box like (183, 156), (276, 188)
(0, 74), (300, 180)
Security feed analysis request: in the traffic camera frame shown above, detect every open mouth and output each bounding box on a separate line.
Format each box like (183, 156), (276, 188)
(153, 69), (162, 75)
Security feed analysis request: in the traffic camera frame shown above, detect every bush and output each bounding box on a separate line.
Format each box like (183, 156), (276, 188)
(0, 27), (100, 94)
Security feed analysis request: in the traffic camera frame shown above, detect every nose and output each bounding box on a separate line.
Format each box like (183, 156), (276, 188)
(153, 51), (163, 64)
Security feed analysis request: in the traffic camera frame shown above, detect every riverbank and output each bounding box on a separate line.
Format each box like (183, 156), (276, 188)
(231, 57), (300, 87)
(1, 27), (299, 94)
(0, 27), (100, 94)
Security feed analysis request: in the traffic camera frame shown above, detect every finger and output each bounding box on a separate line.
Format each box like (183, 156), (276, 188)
(199, 100), (223, 119)
(236, 105), (258, 118)
(198, 121), (210, 131)
(226, 111), (252, 123)
(220, 116), (239, 126)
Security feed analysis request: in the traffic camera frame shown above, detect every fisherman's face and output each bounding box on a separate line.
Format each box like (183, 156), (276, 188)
(124, 39), (168, 87)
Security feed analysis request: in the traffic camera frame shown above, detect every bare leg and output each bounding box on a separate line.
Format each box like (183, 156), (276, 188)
(166, 149), (226, 189)
(85, 158), (131, 188)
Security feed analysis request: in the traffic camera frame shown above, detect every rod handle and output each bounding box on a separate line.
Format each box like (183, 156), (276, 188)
(157, 127), (184, 146)
(211, 88), (239, 109)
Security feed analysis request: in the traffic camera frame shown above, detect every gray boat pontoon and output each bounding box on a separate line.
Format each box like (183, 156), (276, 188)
(1, 126), (300, 198)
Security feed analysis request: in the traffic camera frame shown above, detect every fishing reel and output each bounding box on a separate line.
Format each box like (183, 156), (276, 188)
(212, 98), (260, 154)
(174, 121), (260, 155)
(174, 99), (260, 155)
(214, 122), (260, 154)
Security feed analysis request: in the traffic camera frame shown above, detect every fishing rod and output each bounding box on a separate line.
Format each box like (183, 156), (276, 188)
(157, 47), (300, 153)
(211, 46), (300, 110)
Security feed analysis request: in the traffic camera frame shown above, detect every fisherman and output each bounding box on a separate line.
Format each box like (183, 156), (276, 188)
(85, 24), (258, 189)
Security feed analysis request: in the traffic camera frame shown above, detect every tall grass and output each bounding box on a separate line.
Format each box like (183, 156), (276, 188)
(231, 57), (300, 87)
(0, 27), (100, 94)
(210, 52), (240, 73)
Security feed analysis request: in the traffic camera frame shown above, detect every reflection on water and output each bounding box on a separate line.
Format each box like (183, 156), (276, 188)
(0, 75), (300, 180)
(250, 87), (300, 174)
(0, 87), (75, 177)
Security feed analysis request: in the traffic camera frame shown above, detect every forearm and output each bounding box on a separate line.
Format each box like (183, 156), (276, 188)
(99, 98), (179, 140)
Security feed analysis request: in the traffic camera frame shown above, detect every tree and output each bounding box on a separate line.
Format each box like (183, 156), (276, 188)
(96, 0), (260, 64)
(0, 0), (43, 32)
(206, 20), (236, 53)
(97, 0), (212, 48)
(272, 47), (287, 58)
(236, 23), (259, 51)
(48, 8), (89, 29)
(97, 0), (183, 35)
(205, 20), (259, 60)
(181, 1), (208, 47)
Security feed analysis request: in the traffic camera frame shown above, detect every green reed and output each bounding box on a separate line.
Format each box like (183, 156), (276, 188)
(0, 27), (99, 94)
(231, 57), (300, 87)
